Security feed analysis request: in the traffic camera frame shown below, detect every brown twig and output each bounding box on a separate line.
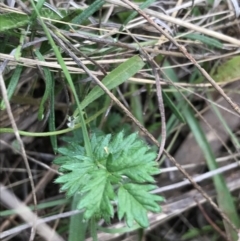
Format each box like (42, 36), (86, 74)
(163, 151), (239, 234)
(0, 71), (38, 240)
(121, 0), (240, 119)
(195, 198), (229, 241)
(46, 21), (240, 235)
(0, 154), (59, 231)
(0, 184), (64, 241)
(120, 0), (239, 235)
(126, 29), (166, 160)
(145, 59), (166, 161)
(106, 0), (240, 46)
(16, 4), (238, 236)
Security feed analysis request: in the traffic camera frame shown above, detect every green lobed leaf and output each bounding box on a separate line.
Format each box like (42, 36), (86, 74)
(107, 146), (159, 183)
(91, 134), (112, 161)
(55, 160), (96, 197)
(77, 170), (115, 223)
(118, 183), (163, 227)
(54, 131), (164, 227)
(57, 143), (85, 157)
(106, 132), (159, 183)
(109, 132), (136, 153)
(53, 156), (71, 165)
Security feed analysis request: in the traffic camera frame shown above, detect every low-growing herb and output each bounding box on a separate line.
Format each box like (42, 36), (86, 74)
(54, 131), (164, 228)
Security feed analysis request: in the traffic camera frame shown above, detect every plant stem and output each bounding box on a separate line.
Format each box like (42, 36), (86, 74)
(29, 0), (92, 156)
(90, 218), (98, 241)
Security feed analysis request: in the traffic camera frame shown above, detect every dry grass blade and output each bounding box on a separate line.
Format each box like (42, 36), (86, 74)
(106, 0), (240, 46)
(120, 0), (240, 118)
(0, 71), (38, 239)
(84, 175), (240, 241)
(118, 0), (239, 235)
(195, 199), (229, 241)
(0, 184), (65, 241)
(2, 175), (239, 240)
(1, 0), (240, 240)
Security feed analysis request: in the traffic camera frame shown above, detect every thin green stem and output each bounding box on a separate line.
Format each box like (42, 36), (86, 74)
(29, 0), (92, 156)
(0, 108), (106, 137)
(90, 218), (98, 241)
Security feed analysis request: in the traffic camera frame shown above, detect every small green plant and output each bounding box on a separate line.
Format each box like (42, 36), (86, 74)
(54, 131), (164, 228)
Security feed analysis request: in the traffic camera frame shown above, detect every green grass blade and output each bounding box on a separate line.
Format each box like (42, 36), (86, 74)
(169, 46), (240, 236)
(48, 73), (57, 152)
(207, 94), (240, 150)
(123, 0), (156, 27)
(31, 0), (46, 20)
(76, 55), (144, 115)
(40, 10), (82, 53)
(29, 0), (91, 156)
(0, 198), (68, 217)
(71, 0), (105, 25)
(54, 10), (82, 28)
(0, 65), (23, 110)
(36, 0), (46, 10)
(29, 3), (93, 240)
(130, 84), (144, 124)
(34, 49), (53, 120)
(182, 33), (223, 49)
(162, 91), (185, 123)
(0, 13), (29, 31)
(0, 107), (107, 137)
(161, 60), (186, 130)
(183, 106), (240, 240)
